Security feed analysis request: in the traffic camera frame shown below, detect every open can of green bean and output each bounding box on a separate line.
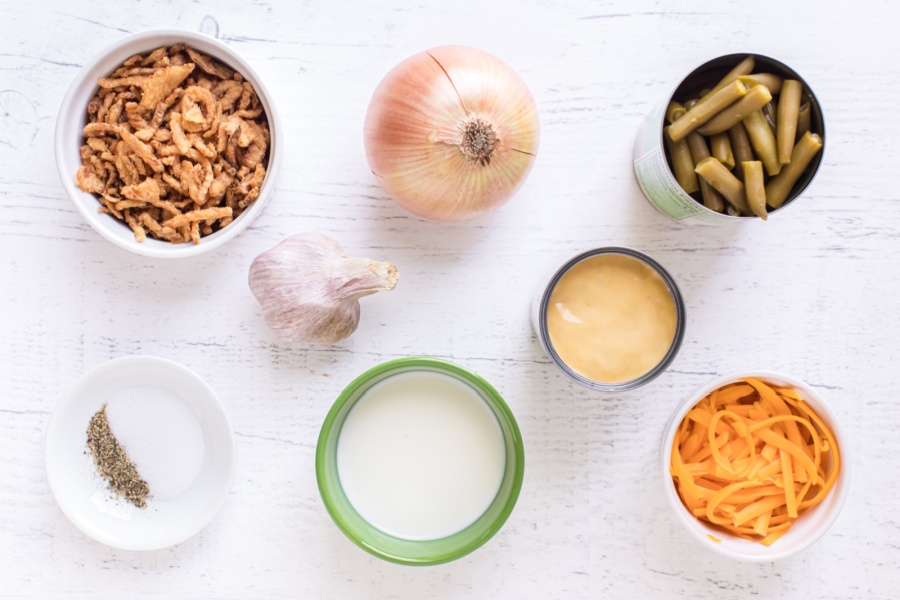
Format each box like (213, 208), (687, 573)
(632, 54), (825, 223)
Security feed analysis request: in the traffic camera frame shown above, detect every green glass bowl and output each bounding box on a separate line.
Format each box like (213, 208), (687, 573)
(316, 357), (525, 566)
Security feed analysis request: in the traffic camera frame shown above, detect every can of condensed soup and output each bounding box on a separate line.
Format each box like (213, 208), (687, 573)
(532, 247), (686, 392)
(633, 53), (825, 224)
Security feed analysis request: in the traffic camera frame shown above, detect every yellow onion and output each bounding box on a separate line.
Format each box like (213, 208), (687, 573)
(364, 45), (540, 221)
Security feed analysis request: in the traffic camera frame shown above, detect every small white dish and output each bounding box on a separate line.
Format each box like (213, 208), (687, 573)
(55, 29), (282, 258)
(661, 371), (850, 562)
(45, 356), (235, 551)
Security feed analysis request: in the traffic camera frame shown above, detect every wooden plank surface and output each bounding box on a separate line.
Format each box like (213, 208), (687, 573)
(1, 0), (898, 597)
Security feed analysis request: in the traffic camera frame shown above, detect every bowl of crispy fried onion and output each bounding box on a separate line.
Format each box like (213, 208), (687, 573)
(56, 29), (282, 258)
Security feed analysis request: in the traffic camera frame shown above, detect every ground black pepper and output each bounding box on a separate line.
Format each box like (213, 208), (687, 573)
(86, 403), (150, 508)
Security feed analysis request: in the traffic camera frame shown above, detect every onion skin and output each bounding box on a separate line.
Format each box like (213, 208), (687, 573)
(364, 46), (540, 222)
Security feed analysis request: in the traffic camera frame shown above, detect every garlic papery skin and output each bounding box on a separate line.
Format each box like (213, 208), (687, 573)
(364, 45), (540, 222)
(249, 233), (399, 344)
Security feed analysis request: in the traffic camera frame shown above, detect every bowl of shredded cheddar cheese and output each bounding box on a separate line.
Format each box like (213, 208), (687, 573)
(662, 371), (850, 561)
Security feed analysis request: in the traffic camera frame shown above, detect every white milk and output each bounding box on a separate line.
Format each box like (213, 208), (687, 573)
(336, 371), (507, 541)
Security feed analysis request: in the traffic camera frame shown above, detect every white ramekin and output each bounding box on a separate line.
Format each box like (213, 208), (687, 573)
(55, 29), (282, 258)
(661, 371), (850, 561)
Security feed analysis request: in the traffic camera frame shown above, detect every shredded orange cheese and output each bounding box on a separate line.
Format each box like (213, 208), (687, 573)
(670, 378), (840, 546)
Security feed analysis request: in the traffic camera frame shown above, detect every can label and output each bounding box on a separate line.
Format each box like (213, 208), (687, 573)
(632, 100), (727, 224)
(634, 146), (707, 221)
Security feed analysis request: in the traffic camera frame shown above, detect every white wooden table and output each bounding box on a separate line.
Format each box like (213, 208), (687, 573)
(2, 0), (898, 597)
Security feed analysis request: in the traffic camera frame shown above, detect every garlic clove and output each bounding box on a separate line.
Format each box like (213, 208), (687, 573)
(249, 233), (398, 344)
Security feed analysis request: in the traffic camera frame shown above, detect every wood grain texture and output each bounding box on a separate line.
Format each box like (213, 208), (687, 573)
(1, 0), (899, 597)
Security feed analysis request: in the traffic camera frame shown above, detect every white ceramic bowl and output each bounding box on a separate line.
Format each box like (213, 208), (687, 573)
(55, 29), (282, 258)
(45, 356), (235, 550)
(661, 371), (850, 562)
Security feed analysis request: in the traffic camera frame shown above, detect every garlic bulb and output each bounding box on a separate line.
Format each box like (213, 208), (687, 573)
(249, 233), (399, 344)
(364, 45), (540, 221)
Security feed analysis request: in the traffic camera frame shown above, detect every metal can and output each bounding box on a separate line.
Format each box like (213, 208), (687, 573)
(531, 247), (686, 392)
(632, 53), (826, 224)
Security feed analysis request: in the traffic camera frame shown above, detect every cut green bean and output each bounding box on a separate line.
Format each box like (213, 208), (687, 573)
(710, 132), (735, 169)
(727, 123), (755, 180)
(725, 204), (741, 217)
(777, 80), (803, 165)
(743, 160), (767, 220)
(696, 84), (772, 136)
(664, 125), (700, 194)
(737, 73), (783, 94)
(699, 178), (726, 213)
(698, 56), (756, 103)
(668, 80), (748, 142)
(685, 132), (724, 212)
(666, 101), (686, 124)
(742, 109), (782, 176)
(762, 100), (778, 132)
(686, 131), (710, 163)
(684, 98), (699, 111)
(796, 102), (811, 140)
(765, 132), (823, 208)
(695, 157), (751, 215)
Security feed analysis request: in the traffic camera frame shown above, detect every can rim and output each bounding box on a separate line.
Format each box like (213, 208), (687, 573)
(538, 247), (686, 392)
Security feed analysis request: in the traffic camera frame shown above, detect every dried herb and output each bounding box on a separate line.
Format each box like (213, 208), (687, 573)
(86, 404), (150, 508)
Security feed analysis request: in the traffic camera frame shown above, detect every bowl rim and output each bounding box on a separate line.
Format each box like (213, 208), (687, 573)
(661, 370), (851, 561)
(44, 355), (236, 550)
(315, 356), (525, 566)
(54, 28), (282, 259)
